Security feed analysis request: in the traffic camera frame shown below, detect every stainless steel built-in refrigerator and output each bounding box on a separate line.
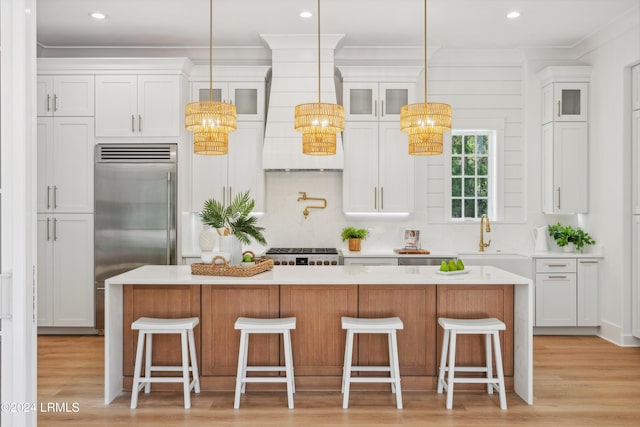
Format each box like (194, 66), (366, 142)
(94, 144), (177, 332)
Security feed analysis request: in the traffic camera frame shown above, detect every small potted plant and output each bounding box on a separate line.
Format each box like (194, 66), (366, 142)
(341, 227), (369, 252)
(200, 190), (267, 264)
(547, 222), (595, 252)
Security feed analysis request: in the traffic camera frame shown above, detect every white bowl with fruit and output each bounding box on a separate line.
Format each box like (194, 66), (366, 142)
(437, 258), (469, 275)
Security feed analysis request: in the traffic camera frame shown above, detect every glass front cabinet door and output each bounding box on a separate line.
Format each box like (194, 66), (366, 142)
(542, 82), (588, 124)
(344, 83), (411, 122)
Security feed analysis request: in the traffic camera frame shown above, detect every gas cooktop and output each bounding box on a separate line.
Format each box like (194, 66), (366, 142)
(266, 247), (338, 255)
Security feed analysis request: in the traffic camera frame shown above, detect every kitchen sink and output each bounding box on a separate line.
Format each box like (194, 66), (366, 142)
(457, 252), (532, 278)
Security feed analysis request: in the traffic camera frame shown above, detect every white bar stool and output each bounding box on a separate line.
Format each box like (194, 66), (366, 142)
(130, 317), (200, 409)
(437, 317), (507, 410)
(341, 316), (404, 409)
(234, 317), (297, 409)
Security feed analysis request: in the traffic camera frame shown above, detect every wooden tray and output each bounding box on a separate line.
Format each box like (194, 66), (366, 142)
(191, 251), (274, 277)
(394, 249), (431, 254)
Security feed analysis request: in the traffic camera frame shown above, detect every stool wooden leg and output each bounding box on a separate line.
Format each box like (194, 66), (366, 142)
(131, 331), (145, 409)
(445, 331), (457, 410)
(389, 331), (403, 409)
(492, 331), (507, 410)
(187, 328), (200, 394)
(144, 333), (152, 394)
(437, 329), (450, 394)
(485, 333), (493, 395)
(283, 330), (295, 409)
(234, 330), (248, 409)
(342, 330), (354, 409)
(180, 331), (191, 409)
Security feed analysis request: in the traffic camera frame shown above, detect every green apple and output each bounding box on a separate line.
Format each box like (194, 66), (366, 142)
(243, 254), (253, 263)
(456, 259), (464, 271)
(448, 259), (457, 271)
(440, 260), (449, 272)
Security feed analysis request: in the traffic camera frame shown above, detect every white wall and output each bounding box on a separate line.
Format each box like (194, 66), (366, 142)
(577, 20), (640, 345)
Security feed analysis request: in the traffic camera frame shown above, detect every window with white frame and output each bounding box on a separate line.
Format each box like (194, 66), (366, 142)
(450, 130), (496, 220)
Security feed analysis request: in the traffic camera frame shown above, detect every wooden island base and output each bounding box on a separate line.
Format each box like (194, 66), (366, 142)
(122, 284), (514, 392)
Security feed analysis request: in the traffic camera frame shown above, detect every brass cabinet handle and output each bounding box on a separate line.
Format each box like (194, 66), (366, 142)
(46, 217), (50, 241)
(46, 94), (51, 112)
(557, 100), (561, 117)
(374, 187), (377, 209)
(557, 187), (561, 210)
(548, 264), (568, 268)
(548, 275), (567, 279)
(374, 100), (377, 117)
(381, 187), (384, 210)
(381, 99), (384, 117)
(53, 186), (57, 209)
(53, 218), (57, 241)
(53, 94), (58, 112)
(138, 115), (142, 133)
(579, 260), (598, 264)
(47, 186), (51, 209)
(131, 115), (135, 133)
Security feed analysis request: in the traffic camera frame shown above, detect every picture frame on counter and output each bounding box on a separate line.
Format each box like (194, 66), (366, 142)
(402, 229), (420, 249)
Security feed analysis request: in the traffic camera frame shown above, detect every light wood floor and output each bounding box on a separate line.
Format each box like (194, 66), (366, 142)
(38, 335), (640, 426)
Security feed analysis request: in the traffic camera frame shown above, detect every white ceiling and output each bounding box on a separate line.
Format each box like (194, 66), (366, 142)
(37, 0), (638, 50)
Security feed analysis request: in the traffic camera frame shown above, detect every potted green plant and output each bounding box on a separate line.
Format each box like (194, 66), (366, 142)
(547, 222), (595, 252)
(341, 227), (369, 252)
(200, 191), (266, 264)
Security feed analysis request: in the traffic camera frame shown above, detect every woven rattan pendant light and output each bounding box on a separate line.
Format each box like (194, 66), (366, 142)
(294, 0), (344, 155)
(400, 0), (452, 155)
(185, 0), (236, 155)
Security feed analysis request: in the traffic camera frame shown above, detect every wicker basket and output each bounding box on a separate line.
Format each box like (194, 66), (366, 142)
(191, 251), (274, 277)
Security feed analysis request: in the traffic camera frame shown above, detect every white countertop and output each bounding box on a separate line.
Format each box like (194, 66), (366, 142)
(340, 249), (458, 258)
(105, 264), (531, 286)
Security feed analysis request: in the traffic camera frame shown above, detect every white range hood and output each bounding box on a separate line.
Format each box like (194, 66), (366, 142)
(261, 34), (345, 170)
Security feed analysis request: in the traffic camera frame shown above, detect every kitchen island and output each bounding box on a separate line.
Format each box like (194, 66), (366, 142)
(104, 265), (533, 405)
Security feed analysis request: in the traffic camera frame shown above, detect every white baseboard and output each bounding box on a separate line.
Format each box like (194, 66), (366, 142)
(597, 320), (640, 347)
(534, 327), (599, 336)
(38, 327), (100, 335)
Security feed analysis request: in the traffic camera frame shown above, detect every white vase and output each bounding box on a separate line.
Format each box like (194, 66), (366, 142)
(198, 227), (216, 252)
(219, 234), (242, 265)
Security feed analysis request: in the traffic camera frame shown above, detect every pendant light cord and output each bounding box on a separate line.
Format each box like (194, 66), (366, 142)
(317, 0), (321, 104)
(424, 0), (427, 103)
(209, 0), (213, 102)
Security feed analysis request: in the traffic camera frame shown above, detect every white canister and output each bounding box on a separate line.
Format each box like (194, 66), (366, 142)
(198, 227), (217, 252)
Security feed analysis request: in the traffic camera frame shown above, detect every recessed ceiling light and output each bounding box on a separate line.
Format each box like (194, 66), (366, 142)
(299, 11), (313, 19)
(506, 11), (520, 19)
(90, 11), (107, 20)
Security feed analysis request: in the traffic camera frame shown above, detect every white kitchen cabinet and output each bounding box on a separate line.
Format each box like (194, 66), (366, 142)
(632, 64), (640, 112)
(192, 81), (265, 121)
(37, 75), (94, 117)
(632, 110), (640, 214)
(632, 217), (640, 338)
(343, 82), (412, 122)
(37, 117), (94, 213)
(541, 122), (588, 214)
(342, 121), (414, 213)
(37, 213), (94, 327)
(95, 75), (181, 137)
(534, 257), (599, 327)
(541, 82), (588, 124)
(191, 121), (265, 213)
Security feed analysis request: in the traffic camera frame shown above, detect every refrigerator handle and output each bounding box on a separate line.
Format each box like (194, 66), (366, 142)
(167, 171), (172, 265)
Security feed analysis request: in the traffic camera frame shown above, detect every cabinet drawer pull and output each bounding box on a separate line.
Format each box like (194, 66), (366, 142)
(138, 115), (142, 133)
(46, 94), (51, 112)
(557, 187), (561, 210)
(374, 100), (377, 117)
(53, 94), (58, 112)
(579, 260), (598, 264)
(53, 186), (58, 209)
(381, 99), (384, 117)
(547, 264), (567, 268)
(131, 115), (135, 133)
(46, 217), (50, 241)
(548, 275), (567, 279)
(47, 186), (51, 209)
(53, 218), (58, 241)
(557, 100), (561, 117)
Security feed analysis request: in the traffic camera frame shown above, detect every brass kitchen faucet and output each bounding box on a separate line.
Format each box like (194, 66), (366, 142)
(297, 192), (327, 219)
(479, 214), (491, 252)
